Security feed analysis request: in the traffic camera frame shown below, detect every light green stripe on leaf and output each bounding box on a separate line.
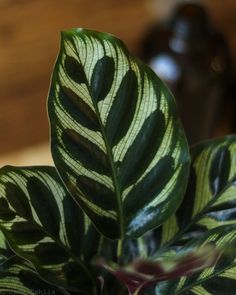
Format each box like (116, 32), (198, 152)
(48, 28), (190, 239)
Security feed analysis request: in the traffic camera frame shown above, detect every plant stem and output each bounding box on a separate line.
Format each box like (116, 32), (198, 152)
(117, 239), (123, 264)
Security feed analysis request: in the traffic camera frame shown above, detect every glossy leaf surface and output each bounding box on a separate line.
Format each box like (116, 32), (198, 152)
(0, 166), (96, 292)
(48, 28), (189, 239)
(117, 135), (236, 294)
(154, 135), (236, 294)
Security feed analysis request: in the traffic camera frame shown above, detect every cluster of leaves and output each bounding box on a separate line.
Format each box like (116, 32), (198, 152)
(0, 28), (236, 295)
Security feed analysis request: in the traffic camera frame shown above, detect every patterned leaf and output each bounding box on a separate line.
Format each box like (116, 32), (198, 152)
(0, 231), (68, 294)
(155, 224), (236, 295)
(177, 135), (236, 233)
(0, 259), (68, 294)
(98, 244), (219, 295)
(126, 135), (236, 256)
(0, 166), (98, 292)
(0, 229), (15, 270)
(48, 28), (190, 239)
(116, 135), (236, 293)
(155, 135), (236, 250)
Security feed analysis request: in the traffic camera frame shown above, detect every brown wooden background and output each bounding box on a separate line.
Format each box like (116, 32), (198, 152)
(0, 0), (235, 156)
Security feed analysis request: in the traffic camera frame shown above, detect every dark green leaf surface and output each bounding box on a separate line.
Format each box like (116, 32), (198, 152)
(153, 135), (236, 294)
(0, 259), (68, 294)
(158, 135), (236, 249)
(0, 231), (68, 294)
(134, 135), (236, 255)
(177, 135), (236, 233)
(100, 243), (219, 295)
(118, 135), (236, 294)
(48, 28), (189, 239)
(0, 166), (97, 291)
(155, 225), (236, 295)
(0, 230), (15, 271)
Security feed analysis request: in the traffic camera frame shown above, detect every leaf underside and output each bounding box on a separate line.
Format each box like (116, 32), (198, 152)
(48, 28), (189, 239)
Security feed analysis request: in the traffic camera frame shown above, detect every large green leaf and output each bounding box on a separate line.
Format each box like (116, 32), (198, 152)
(0, 229), (68, 294)
(157, 135), (236, 249)
(0, 259), (68, 294)
(0, 166), (99, 292)
(116, 135), (236, 293)
(48, 28), (189, 239)
(155, 135), (236, 294)
(126, 135), (236, 254)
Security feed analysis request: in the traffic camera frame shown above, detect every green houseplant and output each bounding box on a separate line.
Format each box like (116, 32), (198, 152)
(0, 28), (236, 295)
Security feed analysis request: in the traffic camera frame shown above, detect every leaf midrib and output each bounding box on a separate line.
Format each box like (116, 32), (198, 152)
(161, 175), (236, 252)
(0, 206), (94, 285)
(175, 260), (236, 294)
(77, 48), (125, 239)
(92, 100), (124, 238)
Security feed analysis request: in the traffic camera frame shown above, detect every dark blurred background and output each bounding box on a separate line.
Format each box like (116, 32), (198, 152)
(0, 0), (235, 165)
